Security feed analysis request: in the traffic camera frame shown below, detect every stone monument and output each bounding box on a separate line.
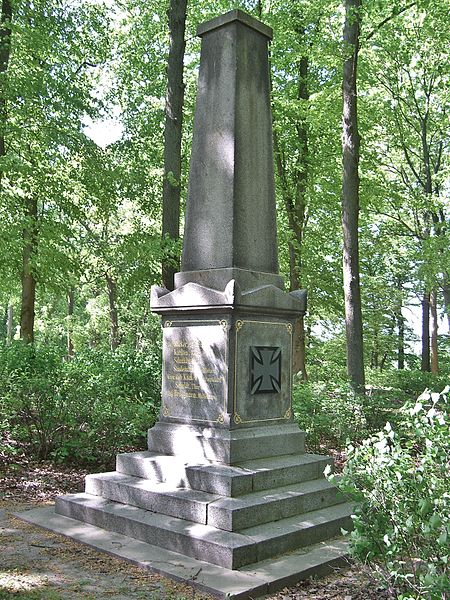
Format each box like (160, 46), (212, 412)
(20, 10), (353, 598)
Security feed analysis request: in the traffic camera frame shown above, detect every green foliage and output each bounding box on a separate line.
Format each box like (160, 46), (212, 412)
(331, 387), (449, 599)
(293, 351), (450, 452)
(292, 379), (368, 450)
(368, 369), (450, 403)
(0, 0), (448, 478)
(0, 342), (161, 464)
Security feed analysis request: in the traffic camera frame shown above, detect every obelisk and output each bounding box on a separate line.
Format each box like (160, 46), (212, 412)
(181, 10), (278, 278)
(150, 9), (307, 463)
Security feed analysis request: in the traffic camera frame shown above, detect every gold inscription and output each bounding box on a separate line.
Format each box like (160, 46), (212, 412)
(166, 341), (223, 402)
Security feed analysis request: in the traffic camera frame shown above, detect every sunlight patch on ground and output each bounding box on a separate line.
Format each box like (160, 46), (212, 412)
(0, 570), (48, 592)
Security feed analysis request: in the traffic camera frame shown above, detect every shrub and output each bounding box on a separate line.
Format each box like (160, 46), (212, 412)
(0, 342), (162, 464)
(292, 380), (369, 451)
(330, 387), (449, 599)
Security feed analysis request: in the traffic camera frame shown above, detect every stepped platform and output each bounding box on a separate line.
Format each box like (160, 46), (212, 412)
(33, 444), (352, 597)
(18, 446), (353, 597)
(18, 440), (353, 597)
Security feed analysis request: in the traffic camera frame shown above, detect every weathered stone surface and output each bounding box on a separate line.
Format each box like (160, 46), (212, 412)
(115, 451), (193, 485)
(85, 472), (221, 524)
(242, 502), (354, 561)
(185, 464), (254, 496)
(55, 493), (256, 569)
(160, 318), (229, 424)
(116, 451), (254, 497)
(181, 10), (277, 275)
(152, 314), (301, 432)
(238, 454), (333, 492)
(174, 267), (284, 294)
(151, 278), (306, 314)
(17, 506), (350, 599)
(232, 318), (293, 425)
(115, 451), (332, 498)
(241, 538), (350, 594)
(116, 451), (332, 498)
(196, 9), (273, 39)
(207, 479), (343, 531)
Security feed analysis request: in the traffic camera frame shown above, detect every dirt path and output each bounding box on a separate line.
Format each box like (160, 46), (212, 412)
(0, 460), (389, 599)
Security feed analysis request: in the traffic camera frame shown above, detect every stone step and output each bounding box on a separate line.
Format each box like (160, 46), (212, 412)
(18, 505), (350, 599)
(241, 537), (350, 596)
(242, 501), (353, 562)
(55, 491), (352, 569)
(236, 453), (333, 493)
(86, 470), (344, 531)
(116, 451), (252, 496)
(116, 451), (332, 497)
(207, 478), (345, 531)
(85, 471), (221, 524)
(55, 492), (256, 569)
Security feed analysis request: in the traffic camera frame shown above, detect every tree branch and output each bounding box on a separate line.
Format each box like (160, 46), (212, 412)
(366, 2), (416, 41)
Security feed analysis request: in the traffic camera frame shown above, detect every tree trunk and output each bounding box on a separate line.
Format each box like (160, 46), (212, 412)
(421, 291), (430, 372)
(342, 0), (365, 394)
(430, 289), (438, 374)
(379, 315), (395, 371)
(67, 288), (74, 358)
(292, 317), (307, 377)
(370, 324), (379, 369)
(106, 273), (119, 351)
(161, 0), (187, 291)
(397, 311), (405, 370)
(20, 196), (38, 344)
(0, 0), (12, 176)
(291, 50), (309, 380)
(6, 302), (13, 344)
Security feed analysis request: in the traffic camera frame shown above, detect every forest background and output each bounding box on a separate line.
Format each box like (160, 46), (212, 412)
(0, 2), (449, 596)
(0, 0), (449, 463)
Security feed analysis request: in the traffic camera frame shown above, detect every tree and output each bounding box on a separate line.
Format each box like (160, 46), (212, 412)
(0, 0), (110, 343)
(273, 14), (310, 378)
(341, 0), (365, 392)
(363, 1), (450, 371)
(0, 0), (12, 172)
(162, 0), (188, 291)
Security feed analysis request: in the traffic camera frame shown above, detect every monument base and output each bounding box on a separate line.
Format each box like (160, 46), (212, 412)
(17, 504), (350, 598)
(24, 419), (355, 597)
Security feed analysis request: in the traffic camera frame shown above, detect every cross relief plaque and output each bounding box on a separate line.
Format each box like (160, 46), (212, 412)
(250, 346), (281, 394)
(233, 320), (292, 425)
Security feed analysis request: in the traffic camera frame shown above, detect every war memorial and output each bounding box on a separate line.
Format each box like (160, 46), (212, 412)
(20, 10), (353, 598)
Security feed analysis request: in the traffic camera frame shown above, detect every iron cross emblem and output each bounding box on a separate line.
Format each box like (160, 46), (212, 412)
(250, 346), (282, 394)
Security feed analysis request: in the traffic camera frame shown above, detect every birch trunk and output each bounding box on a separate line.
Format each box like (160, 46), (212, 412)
(106, 274), (120, 351)
(20, 196), (38, 344)
(421, 291), (430, 372)
(6, 303), (13, 344)
(67, 289), (74, 358)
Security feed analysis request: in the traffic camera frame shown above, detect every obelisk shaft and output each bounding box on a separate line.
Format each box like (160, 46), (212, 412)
(181, 10), (278, 277)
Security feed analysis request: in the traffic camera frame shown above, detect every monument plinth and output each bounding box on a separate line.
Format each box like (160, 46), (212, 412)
(20, 11), (353, 599)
